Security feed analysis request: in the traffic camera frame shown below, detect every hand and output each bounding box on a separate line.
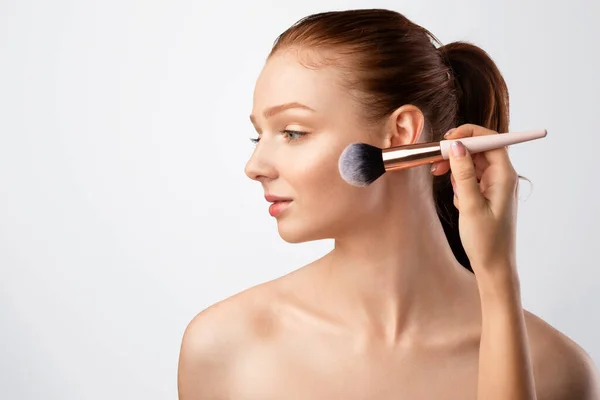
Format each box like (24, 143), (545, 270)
(431, 124), (520, 283)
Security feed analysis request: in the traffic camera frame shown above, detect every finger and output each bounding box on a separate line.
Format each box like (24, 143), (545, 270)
(447, 140), (486, 213)
(451, 176), (459, 209)
(433, 124), (491, 175)
(473, 153), (490, 180)
(451, 172), (478, 196)
(449, 124), (518, 194)
(431, 160), (449, 176)
(480, 175), (494, 195)
(432, 150), (488, 178)
(445, 123), (496, 140)
(442, 160), (482, 204)
(432, 157), (486, 178)
(451, 124), (513, 173)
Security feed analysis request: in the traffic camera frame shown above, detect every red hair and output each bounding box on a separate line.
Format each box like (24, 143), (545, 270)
(269, 9), (510, 271)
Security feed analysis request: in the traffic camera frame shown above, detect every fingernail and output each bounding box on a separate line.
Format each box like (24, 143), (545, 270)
(444, 128), (455, 138)
(451, 141), (466, 157)
(430, 163), (437, 173)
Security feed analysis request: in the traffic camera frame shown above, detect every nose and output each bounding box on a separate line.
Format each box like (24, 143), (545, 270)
(244, 144), (278, 182)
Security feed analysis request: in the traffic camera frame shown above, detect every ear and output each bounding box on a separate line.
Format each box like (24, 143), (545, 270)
(382, 105), (425, 148)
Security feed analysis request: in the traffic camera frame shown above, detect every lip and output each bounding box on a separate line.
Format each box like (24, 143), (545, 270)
(265, 194), (293, 203)
(265, 194), (293, 217)
(268, 200), (292, 217)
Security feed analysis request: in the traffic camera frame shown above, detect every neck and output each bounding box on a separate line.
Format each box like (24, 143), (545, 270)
(317, 184), (478, 345)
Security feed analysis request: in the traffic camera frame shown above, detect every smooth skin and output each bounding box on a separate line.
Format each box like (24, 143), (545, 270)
(178, 50), (599, 399)
(438, 126), (537, 399)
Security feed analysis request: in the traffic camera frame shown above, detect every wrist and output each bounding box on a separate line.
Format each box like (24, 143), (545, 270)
(473, 261), (521, 302)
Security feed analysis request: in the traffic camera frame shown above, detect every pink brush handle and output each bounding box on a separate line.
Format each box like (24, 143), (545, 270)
(439, 129), (547, 159)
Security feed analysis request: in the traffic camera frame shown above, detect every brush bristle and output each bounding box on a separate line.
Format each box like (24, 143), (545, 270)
(338, 143), (385, 187)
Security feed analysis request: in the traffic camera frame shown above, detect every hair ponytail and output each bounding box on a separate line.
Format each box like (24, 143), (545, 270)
(440, 42), (510, 132)
(435, 42), (510, 271)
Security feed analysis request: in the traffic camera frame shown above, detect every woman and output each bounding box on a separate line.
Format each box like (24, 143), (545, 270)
(178, 9), (599, 399)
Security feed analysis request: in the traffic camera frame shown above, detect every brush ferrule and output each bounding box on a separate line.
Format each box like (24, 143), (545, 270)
(382, 143), (444, 170)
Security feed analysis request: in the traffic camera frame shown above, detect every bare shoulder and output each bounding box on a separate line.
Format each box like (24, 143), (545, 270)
(177, 280), (284, 399)
(524, 310), (600, 400)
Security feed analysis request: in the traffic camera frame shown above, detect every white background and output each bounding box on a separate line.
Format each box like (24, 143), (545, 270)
(1, 0), (598, 398)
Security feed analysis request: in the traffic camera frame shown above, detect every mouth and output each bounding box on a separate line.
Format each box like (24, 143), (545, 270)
(265, 194), (293, 203)
(265, 195), (293, 217)
(268, 200), (292, 217)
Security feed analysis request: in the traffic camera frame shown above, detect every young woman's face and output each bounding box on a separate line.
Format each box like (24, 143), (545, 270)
(245, 50), (390, 243)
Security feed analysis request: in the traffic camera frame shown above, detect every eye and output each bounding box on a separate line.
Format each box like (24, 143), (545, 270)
(249, 130), (307, 145)
(282, 130), (307, 141)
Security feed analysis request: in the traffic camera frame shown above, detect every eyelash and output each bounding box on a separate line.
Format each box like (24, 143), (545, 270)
(250, 130), (307, 144)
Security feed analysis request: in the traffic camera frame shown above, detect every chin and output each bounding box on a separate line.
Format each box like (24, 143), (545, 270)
(276, 218), (332, 244)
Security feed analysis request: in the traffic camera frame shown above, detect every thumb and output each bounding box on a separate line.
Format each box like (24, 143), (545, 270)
(448, 141), (485, 212)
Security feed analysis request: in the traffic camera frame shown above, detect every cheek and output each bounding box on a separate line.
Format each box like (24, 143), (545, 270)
(292, 144), (344, 201)
(292, 144), (379, 221)
(275, 135), (387, 243)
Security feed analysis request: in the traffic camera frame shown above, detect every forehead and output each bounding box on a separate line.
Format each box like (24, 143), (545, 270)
(252, 49), (352, 112)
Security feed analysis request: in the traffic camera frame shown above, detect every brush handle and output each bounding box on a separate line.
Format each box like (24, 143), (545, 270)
(439, 129), (547, 159)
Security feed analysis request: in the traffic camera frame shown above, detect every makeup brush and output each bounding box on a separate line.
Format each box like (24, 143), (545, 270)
(338, 129), (547, 187)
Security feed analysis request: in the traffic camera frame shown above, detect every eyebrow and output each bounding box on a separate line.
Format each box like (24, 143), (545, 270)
(249, 102), (315, 124)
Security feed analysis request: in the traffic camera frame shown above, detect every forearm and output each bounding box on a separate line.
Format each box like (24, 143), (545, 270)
(476, 266), (536, 400)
